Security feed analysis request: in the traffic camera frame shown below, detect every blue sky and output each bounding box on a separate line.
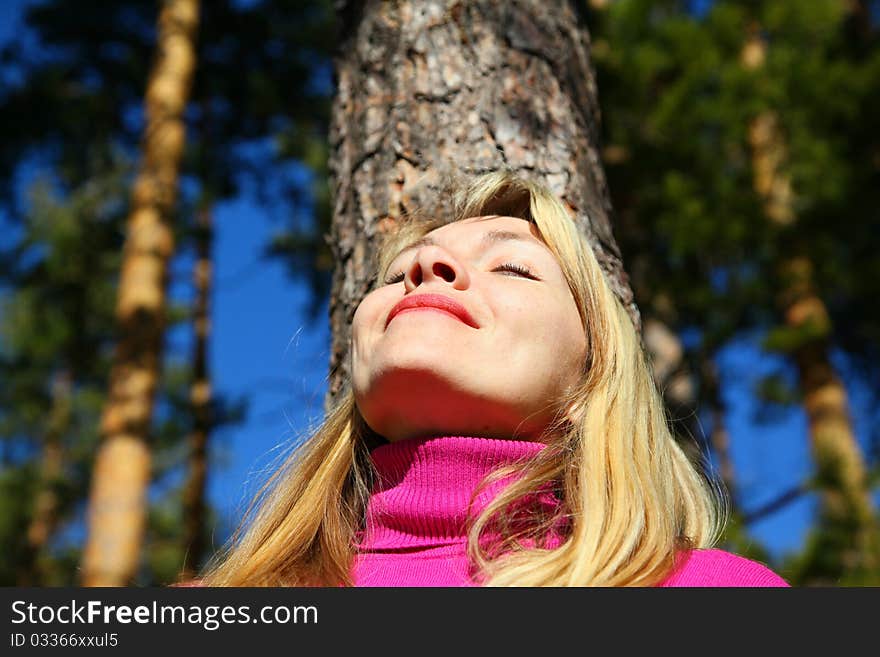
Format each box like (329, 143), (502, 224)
(2, 0), (877, 569)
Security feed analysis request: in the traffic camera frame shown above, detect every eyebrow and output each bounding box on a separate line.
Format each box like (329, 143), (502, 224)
(390, 228), (545, 263)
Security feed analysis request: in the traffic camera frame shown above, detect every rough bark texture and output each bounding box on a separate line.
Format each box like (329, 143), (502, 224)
(743, 29), (877, 576)
(180, 206), (213, 581)
(327, 0), (636, 405)
(81, 0), (199, 586)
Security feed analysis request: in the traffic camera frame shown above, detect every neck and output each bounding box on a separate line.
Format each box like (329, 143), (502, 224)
(357, 434), (551, 550)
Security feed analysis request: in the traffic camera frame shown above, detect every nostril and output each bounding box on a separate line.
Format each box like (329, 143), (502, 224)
(432, 262), (455, 282)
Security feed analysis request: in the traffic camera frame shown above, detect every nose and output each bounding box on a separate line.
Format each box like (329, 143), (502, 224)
(404, 244), (470, 291)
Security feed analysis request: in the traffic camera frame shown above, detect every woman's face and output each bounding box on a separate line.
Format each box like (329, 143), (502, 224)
(351, 215), (587, 443)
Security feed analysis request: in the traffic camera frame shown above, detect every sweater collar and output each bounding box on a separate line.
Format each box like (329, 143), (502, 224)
(356, 435), (549, 550)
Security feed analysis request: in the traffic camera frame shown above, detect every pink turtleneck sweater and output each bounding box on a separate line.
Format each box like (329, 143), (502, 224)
(352, 435), (789, 587)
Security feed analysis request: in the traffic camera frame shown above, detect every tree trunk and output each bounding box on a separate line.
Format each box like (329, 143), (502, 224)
(642, 315), (701, 449)
(619, 189), (737, 510)
(742, 27), (878, 577)
(180, 205), (213, 581)
(327, 0), (636, 405)
(81, 0), (200, 587)
(19, 371), (72, 586)
(698, 354), (737, 505)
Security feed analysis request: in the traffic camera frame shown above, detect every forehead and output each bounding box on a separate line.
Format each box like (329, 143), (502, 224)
(383, 214), (559, 270)
(434, 214), (538, 238)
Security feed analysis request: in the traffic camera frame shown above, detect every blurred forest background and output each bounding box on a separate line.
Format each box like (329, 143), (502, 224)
(0, 0), (878, 586)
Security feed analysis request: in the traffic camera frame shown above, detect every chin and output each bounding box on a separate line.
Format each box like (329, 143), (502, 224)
(355, 371), (541, 442)
(374, 353), (471, 383)
(356, 369), (470, 429)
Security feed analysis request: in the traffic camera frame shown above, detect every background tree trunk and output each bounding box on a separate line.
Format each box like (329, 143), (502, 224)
(327, 0), (636, 406)
(742, 25), (878, 580)
(81, 0), (200, 586)
(698, 354), (737, 504)
(642, 315), (701, 447)
(179, 205), (213, 581)
(18, 371), (72, 586)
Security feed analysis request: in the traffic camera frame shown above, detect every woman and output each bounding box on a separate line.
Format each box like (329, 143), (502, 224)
(199, 171), (788, 587)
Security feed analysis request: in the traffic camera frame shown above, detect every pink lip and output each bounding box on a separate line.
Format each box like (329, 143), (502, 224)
(386, 293), (479, 329)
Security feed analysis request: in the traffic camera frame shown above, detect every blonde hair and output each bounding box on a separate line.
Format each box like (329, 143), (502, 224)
(200, 171), (727, 586)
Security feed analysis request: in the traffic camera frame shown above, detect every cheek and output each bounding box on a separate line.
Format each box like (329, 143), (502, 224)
(559, 306), (587, 380)
(351, 297), (378, 366)
(539, 295), (586, 378)
(351, 290), (393, 368)
(498, 296), (573, 369)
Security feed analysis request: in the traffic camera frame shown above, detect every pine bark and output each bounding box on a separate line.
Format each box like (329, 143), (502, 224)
(742, 27), (878, 576)
(81, 0), (200, 586)
(180, 206), (213, 581)
(327, 0), (636, 405)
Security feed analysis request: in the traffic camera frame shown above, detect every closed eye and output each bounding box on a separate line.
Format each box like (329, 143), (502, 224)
(494, 263), (539, 279)
(383, 271), (405, 285)
(381, 262), (539, 286)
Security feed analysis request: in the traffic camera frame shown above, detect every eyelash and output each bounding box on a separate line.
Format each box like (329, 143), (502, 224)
(382, 263), (538, 285)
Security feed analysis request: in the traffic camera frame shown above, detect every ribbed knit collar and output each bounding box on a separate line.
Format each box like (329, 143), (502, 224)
(356, 435), (549, 551)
